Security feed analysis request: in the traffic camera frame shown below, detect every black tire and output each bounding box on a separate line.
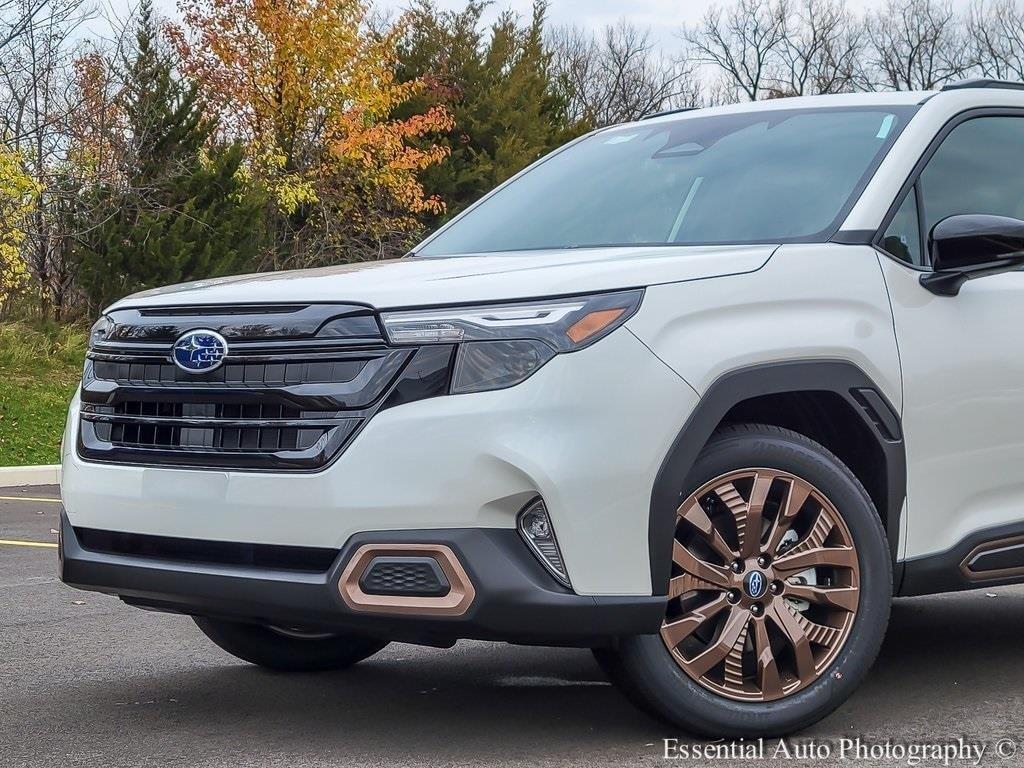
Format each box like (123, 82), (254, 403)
(597, 423), (892, 738)
(194, 617), (388, 672)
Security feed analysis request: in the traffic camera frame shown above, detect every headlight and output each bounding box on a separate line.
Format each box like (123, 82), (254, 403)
(88, 315), (112, 350)
(381, 289), (643, 393)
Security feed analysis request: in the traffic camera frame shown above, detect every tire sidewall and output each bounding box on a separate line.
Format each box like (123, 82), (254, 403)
(194, 617), (388, 672)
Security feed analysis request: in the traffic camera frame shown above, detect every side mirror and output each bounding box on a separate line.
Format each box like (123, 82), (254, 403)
(921, 214), (1024, 296)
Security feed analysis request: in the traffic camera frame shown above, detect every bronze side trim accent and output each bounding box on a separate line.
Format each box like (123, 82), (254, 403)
(338, 543), (476, 617)
(960, 534), (1024, 582)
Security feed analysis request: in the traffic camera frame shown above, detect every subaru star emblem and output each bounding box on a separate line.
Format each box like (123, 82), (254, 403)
(172, 330), (228, 373)
(744, 571), (767, 600)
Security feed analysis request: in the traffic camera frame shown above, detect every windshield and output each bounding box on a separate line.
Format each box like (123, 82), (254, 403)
(417, 106), (916, 256)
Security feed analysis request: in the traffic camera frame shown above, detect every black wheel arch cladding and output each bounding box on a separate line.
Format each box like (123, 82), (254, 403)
(648, 359), (906, 595)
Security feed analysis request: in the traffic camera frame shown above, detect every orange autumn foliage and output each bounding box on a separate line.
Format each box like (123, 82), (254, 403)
(69, 52), (127, 185)
(169, 0), (454, 219)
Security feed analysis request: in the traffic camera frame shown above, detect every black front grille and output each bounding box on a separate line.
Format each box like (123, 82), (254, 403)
(76, 527), (339, 572)
(77, 303), (455, 471)
(91, 357), (374, 386)
(89, 401), (341, 453)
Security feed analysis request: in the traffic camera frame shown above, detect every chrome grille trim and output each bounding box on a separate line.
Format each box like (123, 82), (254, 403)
(76, 303), (452, 472)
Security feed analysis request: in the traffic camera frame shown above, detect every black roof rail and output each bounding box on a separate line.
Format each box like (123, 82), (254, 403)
(640, 106), (700, 121)
(941, 78), (1024, 92)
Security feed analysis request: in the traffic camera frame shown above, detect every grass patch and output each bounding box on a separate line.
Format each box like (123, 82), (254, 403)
(0, 322), (87, 466)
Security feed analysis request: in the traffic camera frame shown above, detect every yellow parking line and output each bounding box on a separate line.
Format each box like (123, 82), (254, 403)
(0, 496), (62, 504)
(0, 539), (58, 549)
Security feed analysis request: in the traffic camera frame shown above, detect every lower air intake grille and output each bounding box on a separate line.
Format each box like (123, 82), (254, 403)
(88, 402), (347, 454)
(75, 527), (339, 572)
(358, 556), (451, 597)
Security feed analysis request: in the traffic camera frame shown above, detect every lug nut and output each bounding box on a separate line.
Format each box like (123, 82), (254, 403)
(727, 589), (741, 604)
(750, 603), (764, 617)
(730, 560), (745, 574)
(770, 580), (783, 595)
(757, 554), (771, 568)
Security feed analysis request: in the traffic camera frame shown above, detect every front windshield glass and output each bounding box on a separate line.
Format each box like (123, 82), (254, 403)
(417, 106), (916, 256)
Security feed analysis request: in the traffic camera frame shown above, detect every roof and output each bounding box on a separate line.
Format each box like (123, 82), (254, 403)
(636, 90), (934, 126)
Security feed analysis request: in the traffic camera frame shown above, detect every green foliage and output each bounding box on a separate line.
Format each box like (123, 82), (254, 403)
(0, 322), (86, 466)
(125, 0), (210, 178)
(0, 148), (39, 308)
(0, 322), (86, 372)
(75, 0), (267, 311)
(77, 144), (266, 310)
(395, 0), (580, 223)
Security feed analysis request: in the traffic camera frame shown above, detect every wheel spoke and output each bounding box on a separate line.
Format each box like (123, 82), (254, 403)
(677, 498), (737, 561)
(662, 467), (860, 704)
(783, 507), (835, 556)
(774, 544), (857, 575)
(767, 602), (816, 682)
(714, 479), (768, 559)
(668, 571), (723, 597)
(672, 540), (732, 590)
(764, 477), (812, 555)
(789, 609), (843, 649)
(661, 593), (730, 649)
(723, 618), (751, 689)
(784, 583), (859, 613)
(752, 617), (783, 700)
(745, 472), (773, 557)
(684, 606), (750, 678)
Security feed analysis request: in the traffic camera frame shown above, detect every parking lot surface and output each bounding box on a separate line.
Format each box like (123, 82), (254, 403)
(3, 485), (1024, 767)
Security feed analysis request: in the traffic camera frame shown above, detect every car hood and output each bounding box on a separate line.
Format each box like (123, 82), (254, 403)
(110, 245), (777, 311)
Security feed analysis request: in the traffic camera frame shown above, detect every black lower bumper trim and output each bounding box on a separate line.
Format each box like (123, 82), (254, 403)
(75, 526), (339, 572)
(900, 520), (1024, 596)
(58, 512), (665, 646)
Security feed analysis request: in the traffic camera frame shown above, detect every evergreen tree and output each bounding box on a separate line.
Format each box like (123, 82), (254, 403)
(122, 0), (209, 183)
(76, 0), (265, 310)
(395, 0), (577, 224)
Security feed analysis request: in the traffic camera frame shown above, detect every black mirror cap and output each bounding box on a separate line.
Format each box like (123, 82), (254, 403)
(930, 214), (1024, 270)
(921, 214), (1024, 296)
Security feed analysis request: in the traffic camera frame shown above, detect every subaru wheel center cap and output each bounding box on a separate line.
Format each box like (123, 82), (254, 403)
(743, 570), (768, 600)
(172, 329), (229, 374)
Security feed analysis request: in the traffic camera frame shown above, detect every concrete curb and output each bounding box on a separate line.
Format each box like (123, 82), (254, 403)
(0, 464), (61, 488)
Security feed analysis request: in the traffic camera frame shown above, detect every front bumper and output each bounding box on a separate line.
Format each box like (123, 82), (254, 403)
(58, 511), (665, 646)
(62, 328), (698, 595)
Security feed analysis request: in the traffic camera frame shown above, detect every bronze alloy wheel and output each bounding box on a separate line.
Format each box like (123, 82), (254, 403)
(660, 468), (861, 703)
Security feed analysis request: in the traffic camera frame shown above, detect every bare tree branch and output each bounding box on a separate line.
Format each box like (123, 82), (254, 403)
(682, 0), (789, 101)
(966, 0), (1024, 81)
(774, 0), (865, 96)
(862, 0), (971, 90)
(0, 0), (51, 53)
(551, 20), (699, 125)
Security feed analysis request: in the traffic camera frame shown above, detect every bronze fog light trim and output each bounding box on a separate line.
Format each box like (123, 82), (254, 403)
(660, 468), (861, 703)
(338, 544), (476, 617)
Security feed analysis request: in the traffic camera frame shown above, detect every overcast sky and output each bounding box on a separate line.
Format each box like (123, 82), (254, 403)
(372, 0), (977, 45)
(103, 0), (976, 48)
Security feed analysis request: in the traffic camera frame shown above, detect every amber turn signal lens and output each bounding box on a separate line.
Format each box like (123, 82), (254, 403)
(566, 308), (627, 344)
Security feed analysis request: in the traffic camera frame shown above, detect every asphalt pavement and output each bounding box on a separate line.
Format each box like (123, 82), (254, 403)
(3, 485), (1023, 767)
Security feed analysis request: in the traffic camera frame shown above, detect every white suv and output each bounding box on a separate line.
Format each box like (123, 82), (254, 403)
(59, 80), (1024, 737)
